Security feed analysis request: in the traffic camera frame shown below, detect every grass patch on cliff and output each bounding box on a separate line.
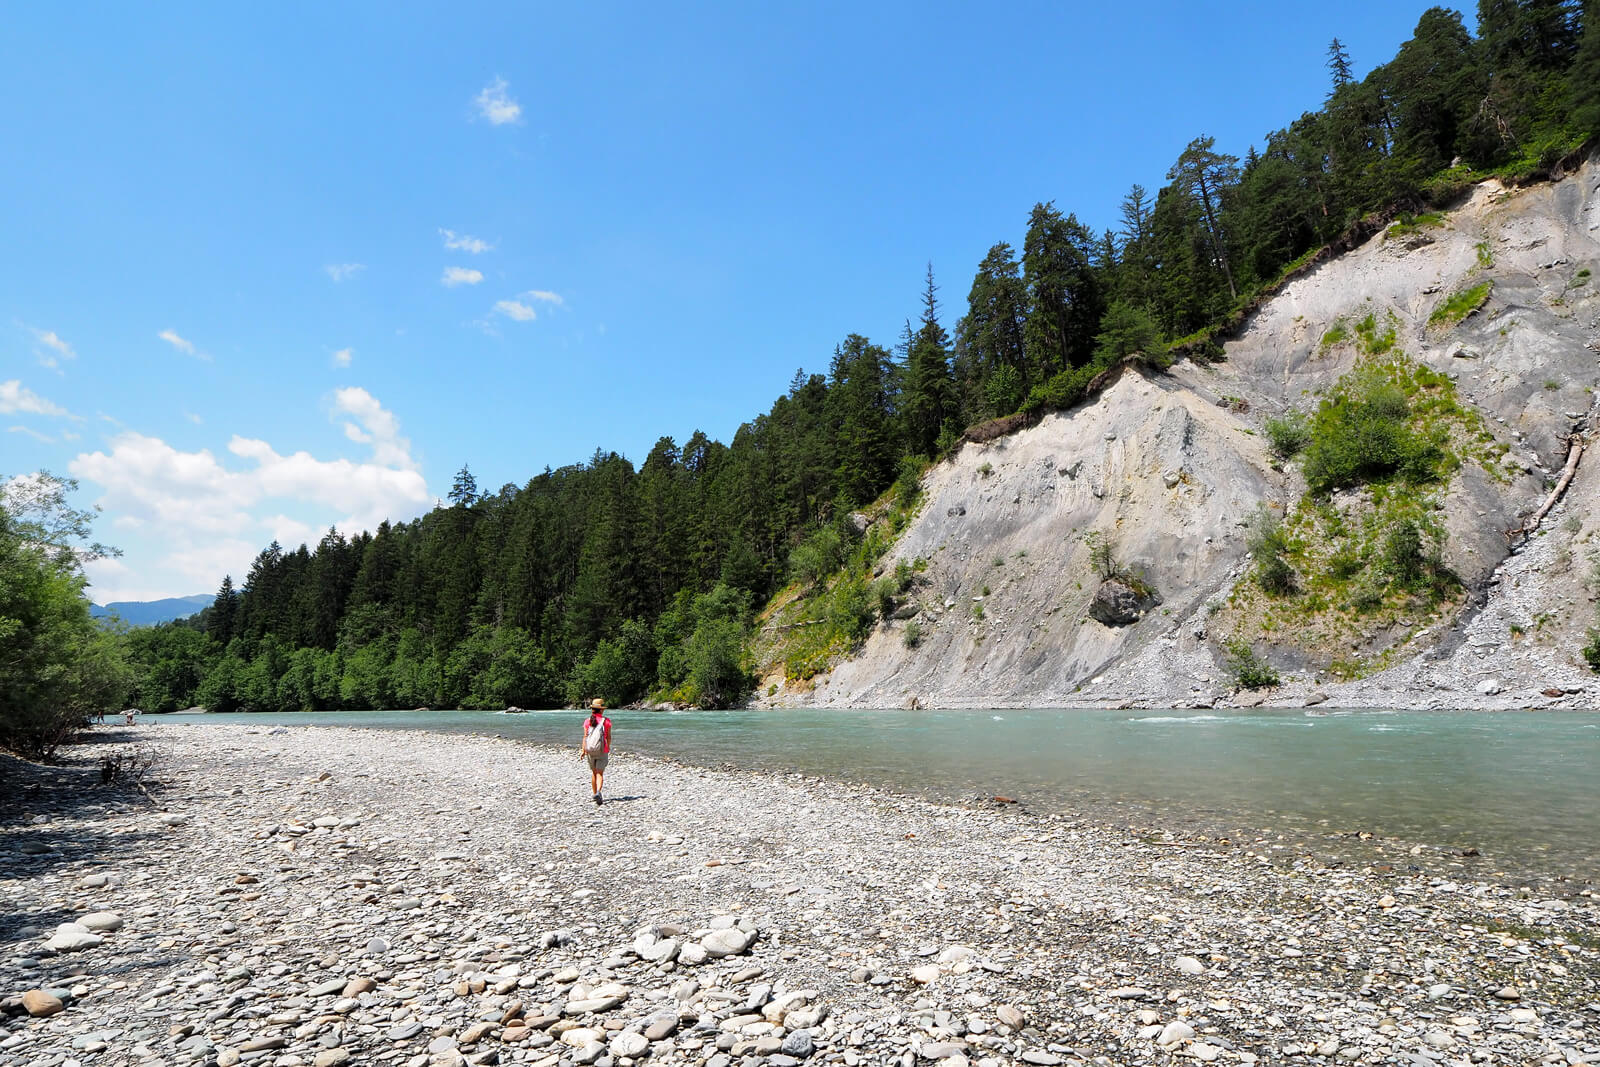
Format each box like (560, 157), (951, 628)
(1428, 281), (1493, 330)
(1385, 211), (1446, 239)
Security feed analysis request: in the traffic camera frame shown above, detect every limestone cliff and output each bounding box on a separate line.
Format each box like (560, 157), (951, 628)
(756, 157), (1600, 710)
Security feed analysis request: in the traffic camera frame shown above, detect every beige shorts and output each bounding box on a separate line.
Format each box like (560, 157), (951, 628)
(585, 752), (608, 772)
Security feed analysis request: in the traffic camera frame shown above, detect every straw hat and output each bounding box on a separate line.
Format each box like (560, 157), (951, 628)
(589, 698), (606, 711)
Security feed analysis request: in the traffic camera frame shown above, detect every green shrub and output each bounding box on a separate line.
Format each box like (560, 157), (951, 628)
(1022, 361), (1103, 414)
(903, 621), (924, 649)
(1264, 411), (1309, 460)
(1223, 638), (1279, 690)
(1381, 519), (1426, 587)
(1584, 630), (1600, 672)
(1247, 507), (1297, 596)
(1300, 369), (1442, 495)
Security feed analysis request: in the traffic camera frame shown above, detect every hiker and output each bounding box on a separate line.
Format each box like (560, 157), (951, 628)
(581, 698), (612, 805)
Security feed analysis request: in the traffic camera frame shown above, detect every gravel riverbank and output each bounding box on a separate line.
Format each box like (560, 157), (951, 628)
(3, 723), (1598, 1067)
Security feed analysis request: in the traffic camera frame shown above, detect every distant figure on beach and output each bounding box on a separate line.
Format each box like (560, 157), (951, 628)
(123, 708), (135, 726)
(581, 698), (611, 805)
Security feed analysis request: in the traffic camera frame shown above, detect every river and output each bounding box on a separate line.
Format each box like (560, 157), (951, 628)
(160, 706), (1600, 891)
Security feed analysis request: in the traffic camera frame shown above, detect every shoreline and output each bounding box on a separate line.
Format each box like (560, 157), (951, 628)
(3, 723), (1597, 1067)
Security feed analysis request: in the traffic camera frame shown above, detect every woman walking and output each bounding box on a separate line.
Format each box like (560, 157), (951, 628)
(581, 698), (612, 805)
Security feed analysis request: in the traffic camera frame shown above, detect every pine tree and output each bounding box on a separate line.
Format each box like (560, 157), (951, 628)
(1166, 137), (1241, 301)
(903, 264), (955, 458)
(1328, 37), (1355, 95)
(956, 243), (1028, 417)
(1022, 203), (1105, 377)
(449, 464), (479, 507)
(208, 575), (240, 645)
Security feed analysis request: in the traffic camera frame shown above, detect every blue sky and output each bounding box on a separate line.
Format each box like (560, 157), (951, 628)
(3, 1), (1440, 601)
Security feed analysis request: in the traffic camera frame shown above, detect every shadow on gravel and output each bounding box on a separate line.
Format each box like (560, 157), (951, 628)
(0, 731), (169, 946)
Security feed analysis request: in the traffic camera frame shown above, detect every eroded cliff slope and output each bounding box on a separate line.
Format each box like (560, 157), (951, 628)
(758, 159), (1600, 710)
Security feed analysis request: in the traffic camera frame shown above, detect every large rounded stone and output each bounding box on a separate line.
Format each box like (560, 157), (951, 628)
(22, 990), (64, 1017)
(702, 927), (755, 958)
(609, 1032), (649, 1058)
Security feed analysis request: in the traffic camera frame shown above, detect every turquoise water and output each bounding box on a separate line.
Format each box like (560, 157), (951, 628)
(160, 707), (1600, 886)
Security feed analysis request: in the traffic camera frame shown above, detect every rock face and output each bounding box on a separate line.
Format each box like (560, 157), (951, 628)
(759, 152), (1600, 710)
(1088, 578), (1161, 626)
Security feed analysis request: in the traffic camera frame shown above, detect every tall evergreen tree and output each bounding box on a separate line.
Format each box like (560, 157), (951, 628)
(1328, 38), (1355, 94)
(956, 243), (1029, 417)
(1022, 203), (1105, 377)
(902, 264), (955, 458)
(208, 575), (240, 645)
(449, 464), (480, 507)
(1166, 137), (1241, 301)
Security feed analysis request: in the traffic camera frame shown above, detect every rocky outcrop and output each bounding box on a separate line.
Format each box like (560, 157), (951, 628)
(759, 153), (1600, 710)
(1088, 578), (1161, 626)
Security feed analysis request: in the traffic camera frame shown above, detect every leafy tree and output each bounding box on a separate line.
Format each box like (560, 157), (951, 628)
(0, 473), (130, 756)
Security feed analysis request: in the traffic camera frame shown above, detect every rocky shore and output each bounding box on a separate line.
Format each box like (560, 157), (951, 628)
(3, 723), (1598, 1067)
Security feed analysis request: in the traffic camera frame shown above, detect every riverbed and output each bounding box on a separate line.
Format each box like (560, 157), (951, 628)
(2, 723), (1597, 1067)
(158, 707), (1600, 892)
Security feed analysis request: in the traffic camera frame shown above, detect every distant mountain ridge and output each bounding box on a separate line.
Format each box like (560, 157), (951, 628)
(91, 594), (213, 627)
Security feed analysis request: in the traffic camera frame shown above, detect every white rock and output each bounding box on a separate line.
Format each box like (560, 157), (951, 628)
(1172, 956), (1203, 975)
(911, 965), (942, 984)
(1158, 1021), (1195, 1046)
(702, 927), (755, 958)
(43, 924), (103, 952)
(609, 1032), (649, 1058)
(78, 912), (124, 932)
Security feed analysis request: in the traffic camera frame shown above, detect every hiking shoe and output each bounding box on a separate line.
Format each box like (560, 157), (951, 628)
(593, 793), (601, 805)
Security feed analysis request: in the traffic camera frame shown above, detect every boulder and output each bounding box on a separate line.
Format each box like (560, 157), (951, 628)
(1088, 578), (1161, 626)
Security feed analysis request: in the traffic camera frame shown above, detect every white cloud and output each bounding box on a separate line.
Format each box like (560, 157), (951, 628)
(0, 379), (70, 416)
(332, 347), (354, 369)
(332, 386), (420, 471)
(442, 266), (484, 287)
(158, 329), (209, 360)
(494, 299), (537, 322)
(71, 389), (431, 602)
(440, 229), (493, 254)
(27, 327), (76, 369)
(8, 425), (56, 444)
(324, 262), (366, 282)
(474, 77), (522, 125)
(186, 412), (204, 424)
(524, 290), (565, 307)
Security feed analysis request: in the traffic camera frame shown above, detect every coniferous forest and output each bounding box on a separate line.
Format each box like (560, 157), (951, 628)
(10, 2), (1597, 739)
